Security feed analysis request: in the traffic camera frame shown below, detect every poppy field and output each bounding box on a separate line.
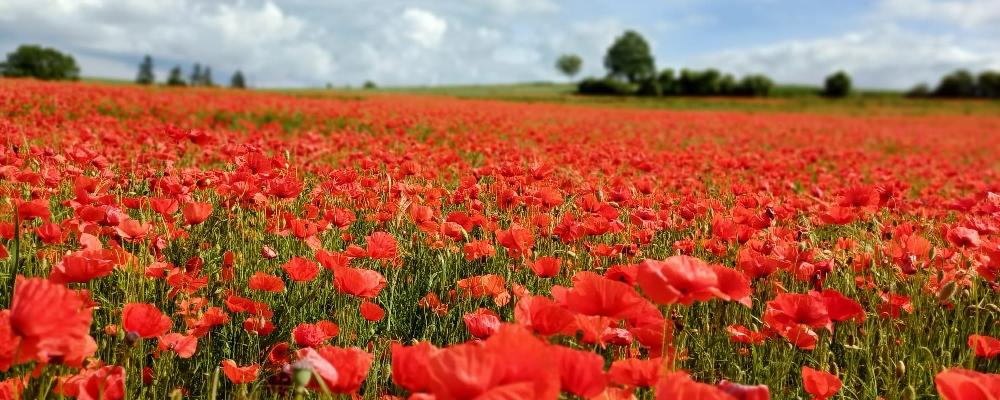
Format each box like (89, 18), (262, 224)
(1, 78), (999, 399)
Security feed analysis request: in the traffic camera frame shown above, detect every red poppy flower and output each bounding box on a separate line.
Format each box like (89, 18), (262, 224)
(718, 380), (771, 400)
(609, 357), (661, 388)
(282, 257), (319, 282)
(157, 333), (197, 358)
(802, 366), (841, 400)
(969, 335), (1000, 358)
(360, 301), (386, 322)
(497, 226), (535, 258)
(514, 295), (576, 337)
(463, 308), (501, 339)
(636, 256), (723, 306)
(49, 249), (116, 284)
(181, 202), (213, 225)
(528, 256), (562, 278)
(57, 365), (125, 400)
(9, 277), (96, 367)
(16, 199), (51, 221)
(655, 372), (735, 400)
(297, 346), (374, 393)
(365, 231), (398, 260)
(935, 368), (1000, 400)
(248, 272), (285, 292)
(813, 289), (865, 323)
(122, 303), (172, 339)
(221, 359), (259, 384)
(552, 271), (648, 320)
(552, 345), (607, 397)
(463, 240), (496, 261)
(712, 265), (753, 307)
(763, 293), (832, 350)
(292, 322), (330, 347)
(391, 341), (439, 393)
(333, 265), (387, 299)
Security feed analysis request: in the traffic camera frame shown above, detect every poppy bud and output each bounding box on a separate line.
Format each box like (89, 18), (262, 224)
(125, 331), (141, 346)
(900, 385), (915, 400)
(291, 362), (313, 388)
(986, 303), (1000, 313)
(894, 360), (906, 377)
(830, 361), (840, 377)
(937, 281), (957, 303)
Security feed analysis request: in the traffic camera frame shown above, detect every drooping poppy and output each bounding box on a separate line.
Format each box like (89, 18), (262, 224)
(297, 346), (374, 393)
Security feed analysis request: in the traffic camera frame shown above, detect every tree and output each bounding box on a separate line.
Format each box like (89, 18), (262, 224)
(555, 54), (582, 81)
(230, 70), (246, 89)
(822, 71), (852, 98)
(202, 66), (214, 86)
(736, 74), (773, 97)
(603, 30), (655, 84)
(190, 63), (202, 86)
(0, 44), (80, 80)
(933, 70), (976, 98)
(363, 80), (377, 89)
(657, 69), (678, 95)
(167, 65), (186, 86)
(905, 83), (930, 98)
(976, 71), (1000, 98)
(136, 55), (155, 85)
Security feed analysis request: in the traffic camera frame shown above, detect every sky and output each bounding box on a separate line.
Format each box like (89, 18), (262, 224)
(1, 0), (999, 89)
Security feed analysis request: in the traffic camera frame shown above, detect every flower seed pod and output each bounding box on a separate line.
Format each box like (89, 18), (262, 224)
(895, 360), (906, 377)
(937, 281), (957, 303)
(900, 385), (916, 400)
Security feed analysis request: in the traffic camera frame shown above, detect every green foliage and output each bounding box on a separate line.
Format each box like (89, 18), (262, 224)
(167, 66), (186, 87)
(905, 83), (931, 98)
(679, 68), (721, 96)
(735, 74), (774, 97)
(576, 77), (635, 95)
(975, 71), (1000, 98)
(636, 78), (662, 97)
(603, 30), (655, 84)
(190, 63), (202, 86)
(657, 69), (679, 95)
(555, 54), (583, 80)
(230, 70), (246, 89)
(934, 70), (976, 98)
(363, 80), (377, 89)
(0, 44), (80, 80)
(823, 71), (853, 98)
(136, 55), (155, 85)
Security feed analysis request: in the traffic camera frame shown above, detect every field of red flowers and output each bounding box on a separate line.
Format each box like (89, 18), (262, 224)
(1, 78), (998, 399)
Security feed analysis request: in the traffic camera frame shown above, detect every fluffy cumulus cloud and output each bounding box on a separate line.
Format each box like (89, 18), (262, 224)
(693, 24), (1000, 89)
(0, 0), (997, 88)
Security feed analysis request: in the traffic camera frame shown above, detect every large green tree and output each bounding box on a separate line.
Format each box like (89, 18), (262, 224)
(822, 71), (852, 98)
(555, 54), (582, 81)
(136, 55), (155, 85)
(0, 44), (80, 80)
(167, 65), (186, 86)
(603, 30), (655, 84)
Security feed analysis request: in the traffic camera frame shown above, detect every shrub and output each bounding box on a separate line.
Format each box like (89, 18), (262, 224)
(822, 71), (852, 98)
(577, 77), (635, 95)
(1, 44), (80, 80)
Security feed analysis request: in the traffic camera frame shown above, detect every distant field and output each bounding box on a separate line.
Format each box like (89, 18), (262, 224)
(80, 76), (1000, 115)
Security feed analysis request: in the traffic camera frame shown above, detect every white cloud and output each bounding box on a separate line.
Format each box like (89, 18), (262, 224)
(469, 0), (560, 15)
(398, 8), (448, 48)
(693, 25), (1000, 89)
(878, 0), (1000, 29)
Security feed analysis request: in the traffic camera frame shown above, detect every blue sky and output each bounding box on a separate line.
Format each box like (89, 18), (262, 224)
(1, 0), (998, 89)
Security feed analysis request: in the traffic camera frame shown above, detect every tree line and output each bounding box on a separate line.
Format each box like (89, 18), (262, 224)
(136, 54), (246, 88)
(906, 70), (1000, 99)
